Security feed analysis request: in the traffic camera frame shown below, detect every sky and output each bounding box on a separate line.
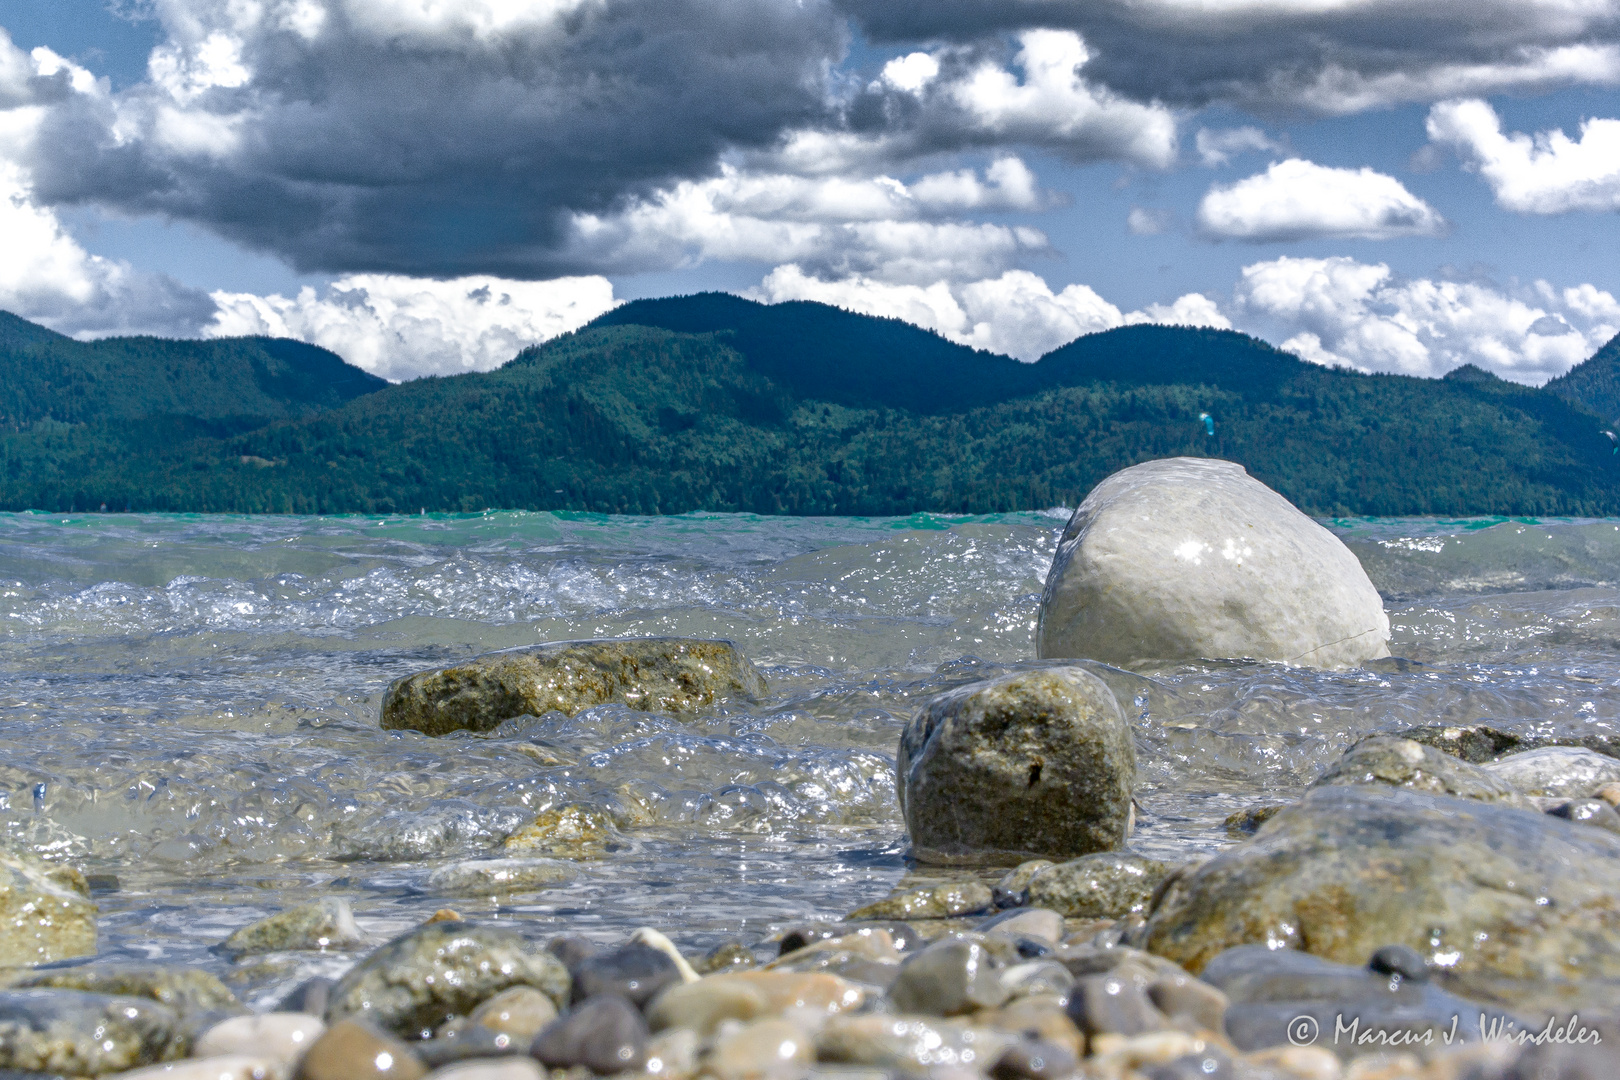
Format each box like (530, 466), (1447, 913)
(2, 1), (1619, 385)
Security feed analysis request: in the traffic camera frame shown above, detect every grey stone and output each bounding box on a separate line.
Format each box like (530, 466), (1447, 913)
(897, 667), (1136, 863)
(814, 1015), (1009, 1071)
(1310, 736), (1533, 807)
(1141, 785), (1620, 1011)
(0, 989), (183, 1076)
(1485, 746), (1620, 798)
(298, 1018), (427, 1080)
(890, 938), (1010, 1016)
(1402, 722), (1620, 765)
(1367, 945), (1430, 982)
(976, 908), (1064, 944)
(698, 940), (757, 974)
(845, 881), (993, 921)
(218, 897), (366, 958)
(193, 1013), (327, 1072)
(1501, 1033), (1620, 1080)
(13, 965), (239, 1017)
(279, 977), (334, 1017)
(1549, 798), (1620, 834)
(0, 846), (97, 967)
(1222, 805), (1286, 838)
(1064, 974), (1168, 1043)
(992, 860), (1053, 907)
(989, 1038), (1077, 1080)
(1036, 458), (1389, 669)
(763, 929), (902, 988)
(1141, 1049), (1238, 1080)
(1025, 854), (1171, 918)
(426, 859), (576, 895)
(1200, 945), (1519, 1060)
(530, 994), (648, 1074)
(468, 986), (558, 1041)
(998, 962), (1073, 999)
(326, 921), (570, 1038)
(546, 934), (598, 970)
(416, 1024), (523, 1067)
(380, 638), (767, 736)
(570, 943), (681, 1008)
(1145, 977), (1228, 1033)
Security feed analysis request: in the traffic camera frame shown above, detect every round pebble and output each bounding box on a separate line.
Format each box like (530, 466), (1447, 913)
(297, 1018), (428, 1080)
(195, 1012), (327, 1071)
(706, 1018), (813, 1080)
(114, 1056), (278, 1080)
(531, 993), (648, 1074)
(990, 1039), (1077, 1080)
(468, 986), (558, 1041)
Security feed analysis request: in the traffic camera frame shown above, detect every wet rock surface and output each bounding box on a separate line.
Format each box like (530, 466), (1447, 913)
(1036, 457), (1390, 668)
(569, 942), (682, 1008)
(380, 637), (768, 735)
(0, 845), (97, 967)
(13, 965), (240, 1018)
(1484, 745), (1620, 798)
(1142, 785), (1620, 1010)
(1309, 735), (1533, 807)
(531, 993), (648, 1074)
(1024, 854), (1172, 918)
(298, 1018), (427, 1080)
(845, 881), (993, 921)
(218, 898), (367, 959)
(324, 921), (569, 1037)
(0, 989), (183, 1075)
(897, 667), (1136, 863)
(1401, 722), (1620, 765)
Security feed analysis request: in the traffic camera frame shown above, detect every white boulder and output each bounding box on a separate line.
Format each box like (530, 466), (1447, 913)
(1036, 458), (1389, 668)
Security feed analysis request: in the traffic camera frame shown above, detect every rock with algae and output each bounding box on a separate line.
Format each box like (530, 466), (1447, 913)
(217, 897), (366, 959)
(0, 989), (185, 1075)
(897, 666), (1136, 863)
(0, 844), (97, 967)
(1309, 735), (1533, 807)
(379, 637), (768, 736)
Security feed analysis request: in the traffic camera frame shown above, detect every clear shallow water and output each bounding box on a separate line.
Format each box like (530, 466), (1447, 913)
(5, 510), (1620, 1006)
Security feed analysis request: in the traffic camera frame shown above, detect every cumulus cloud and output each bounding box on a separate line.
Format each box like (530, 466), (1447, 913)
(1197, 159), (1447, 242)
(1195, 126), (1283, 167)
(1235, 255), (1618, 383)
(208, 274), (619, 382)
(0, 161), (216, 338)
(756, 264), (1227, 360)
(1426, 98), (1620, 213)
(836, 0), (1620, 114)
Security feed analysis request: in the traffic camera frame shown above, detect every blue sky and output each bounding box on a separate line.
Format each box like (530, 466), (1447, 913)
(3, 0), (1619, 383)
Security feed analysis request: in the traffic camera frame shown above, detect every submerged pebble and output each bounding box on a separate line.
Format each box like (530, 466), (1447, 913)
(219, 899), (367, 959)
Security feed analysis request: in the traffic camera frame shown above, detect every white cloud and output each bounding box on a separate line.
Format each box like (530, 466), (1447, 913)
(881, 52), (940, 94)
(756, 264), (1227, 360)
(909, 157), (1044, 210)
(1235, 255), (1618, 384)
(0, 161), (216, 338)
(1195, 126), (1282, 167)
(207, 274), (620, 382)
(1197, 159), (1447, 242)
(1426, 97), (1620, 213)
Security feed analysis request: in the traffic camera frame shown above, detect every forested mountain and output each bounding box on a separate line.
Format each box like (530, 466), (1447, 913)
(0, 312), (386, 431)
(1, 302), (1618, 516)
(1545, 332), (1620, 425)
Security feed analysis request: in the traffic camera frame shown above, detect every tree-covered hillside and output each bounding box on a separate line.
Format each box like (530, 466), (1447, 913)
(1545, 332), (1620, 425)
(0, 312), (386, 431)
(1, 304), (1616, 517)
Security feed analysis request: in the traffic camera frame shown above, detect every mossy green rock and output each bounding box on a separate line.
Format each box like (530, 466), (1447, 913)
(380, 637), (768, 735)
(14, 965), (238, 1016)
(1310, 735), (1532, 807)
(845, 882), (993, 921)
(219, 897), (366, 958)
(0, 846), (97, 967)
(1025, 854), (1171, 918)
(0, 989), (184, 1075)
(325, 921), (569, 1038)
(1142, 785), (1620, 1010)
(897, 667), (1135, 863)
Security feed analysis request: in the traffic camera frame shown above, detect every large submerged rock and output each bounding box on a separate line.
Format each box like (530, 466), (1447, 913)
(896, 667), (1136, 863)
(380, 637), (767, 736)
(1309, 735), (1533, 807)
(0, 844), (98, 967)
(1036, 458), (1389, 668)
(1142, 785), (1620, 1010)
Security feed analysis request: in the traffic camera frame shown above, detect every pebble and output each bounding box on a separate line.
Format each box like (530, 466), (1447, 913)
(976, 908), (1065, 944)
(645, 1027), (700, 1080)
(296, 1019), (427, 1080)
(889, 938), (1009, 1016)
(1138, 1047), (1238, 1079)
(422, 1060), (544, 1080)
(1311, 736), (1531, 807)
(1222, 805), (1286, 837)
(997, 962), (1074, 1000)
(631, 927), (703, 983)
(1548, 797), (1620, 833)
(14, 964), (240, 1015)
(706, 1018), (814, 1080)
(424, 859), (576, 896)
(700, 940), (759, 974)
(277, 978), (334, 1018)
(501, 804), (618, 859)
(980, 997), (1084, 1058)
(194, 1013), (327, 1071)
(571, 942), (683, 1007)
(1597, 782), (1620, 807)
(531, 993), (648, 1074)
(814, 1015), (1009, 1071)
(989, 1039), (1077, 1080)
(1142, 976), (1227, 1033)
(546, 933), (599, 970)
(1024, 855), (1171, 919)
(467, 986), (557, 1041)
(1483, 745), (1620, 798)
(1242, 1045), (1343, 1080)
(0, 844), (98, 966)
(992, 861), (1054, 908)
(218, 898), (366, 959)
(1064, 975), (1169, 1046)
(324, 921), (570, 1038)
(844, 881), (993, 922)
(647, 972), (866, 1036)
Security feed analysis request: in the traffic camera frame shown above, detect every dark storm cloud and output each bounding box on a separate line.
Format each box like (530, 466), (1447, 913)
(835, 0), (1620, 113)
(24, 0), (849, 277)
